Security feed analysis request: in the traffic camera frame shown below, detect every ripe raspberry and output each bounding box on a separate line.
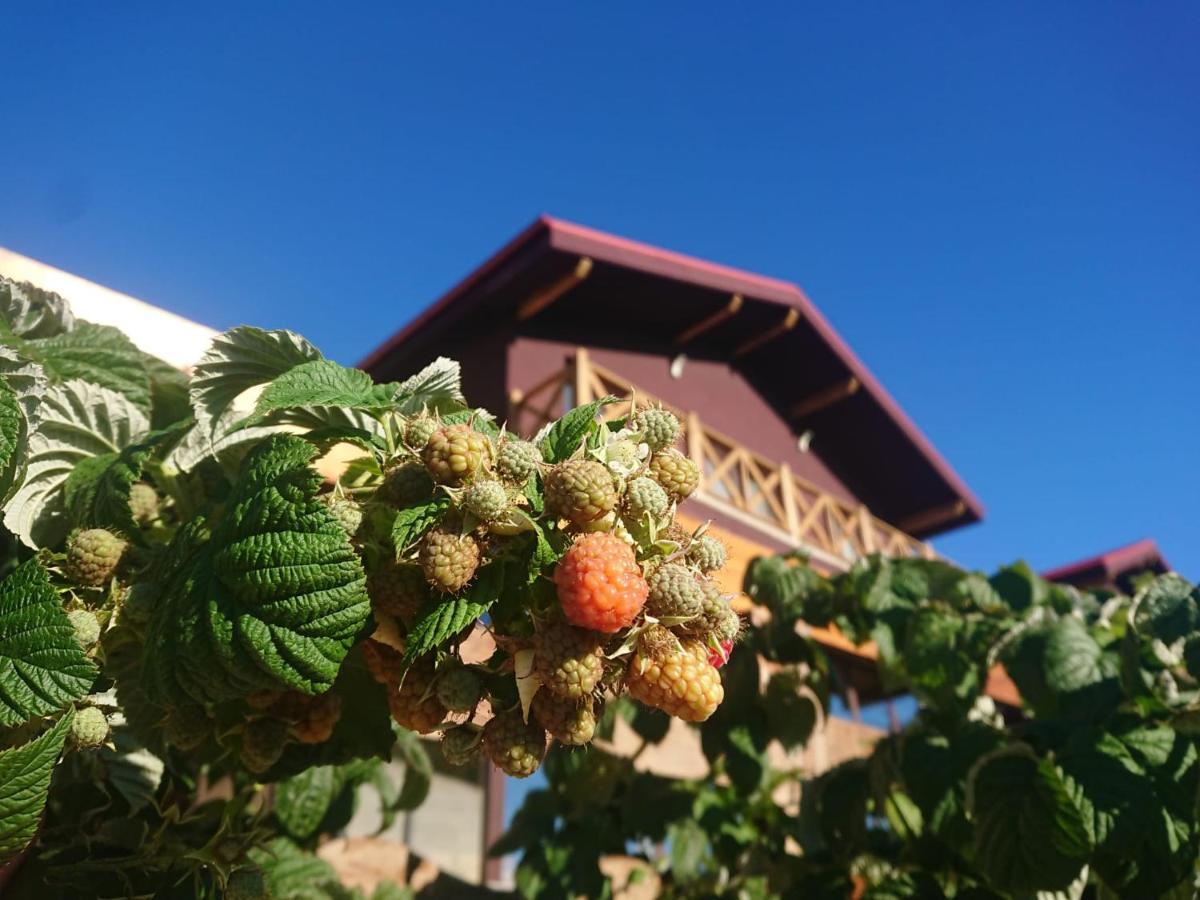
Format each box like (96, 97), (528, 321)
(462, 479), (509, 522)
(544, 460), (618, 527)
(367, 559), (430, 621)
(496, 439), (543, 484)
(422, 424), (490, 484)
(646, 563), (704, 619)
(483, 708), (547, 778)
(635, 408), (681, 452)
(67, 608), (101, 649)
(687, 535), (726, 573)
(362, 639), (405, 685)
(289, 692), (343, 744)
(441, 725), (481, 766)
(65, 528), (127, 587)
(534, 622), (605, 699)
(69, 707), (110, 750)
(649, 450), (700, 500)
(164, 704), (211, 750)
(419, 529), (480, 593)
(708, 639), (735, 669)
(241, 717), (290, 773)
(129, 482), (159, 524)
(388, 656), (447, 734)
(531, 691), (596, 746)
(554, 533), (648, 633)
(624, 476), (670, 523)
(436, 664), (483, 712)
(322, 495), (363, 537)
(379, 461), (434, 507)
(627, 636), (723, 722)
(404, 415), (438, 450)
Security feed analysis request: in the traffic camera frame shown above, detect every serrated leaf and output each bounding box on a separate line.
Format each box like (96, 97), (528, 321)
(190, 326), (322, 435)
(393, 357), (465, 415)
(401, 564), (504, 669)
(277, 765), (339, 840)
(0, 709), (74, 860)
(3, 379), (149, 548)
(0, 380), (23, 504)
(140, 351), (191, 430)
(24, 322), (151, 413)
(0, 277), (75, 339)
(100, 715), (165, 812)
(968, 746), (1090, 893)
(249, 836), (342, 900)
(539, 397), (618, 463)
(62, 424), (181, 535)
(390, 495), (451, 553)
(0, 559), (97, 726)
(0, 347), (49, 432)
(243, 359), (399, 427)
(166, 407), (286, 474)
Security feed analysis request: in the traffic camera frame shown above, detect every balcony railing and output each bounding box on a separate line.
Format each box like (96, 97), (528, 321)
(508, 349), (935, 569)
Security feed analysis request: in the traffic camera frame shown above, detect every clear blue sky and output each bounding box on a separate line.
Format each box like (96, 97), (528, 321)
(3, 4), (1197, 578)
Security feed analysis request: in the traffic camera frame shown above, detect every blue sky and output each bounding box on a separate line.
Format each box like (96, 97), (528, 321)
(3, 3), (1197, 578)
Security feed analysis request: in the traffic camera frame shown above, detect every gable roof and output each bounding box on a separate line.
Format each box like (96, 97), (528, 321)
(360, 215), (983, 537)
(1043, 538), (1169, 591)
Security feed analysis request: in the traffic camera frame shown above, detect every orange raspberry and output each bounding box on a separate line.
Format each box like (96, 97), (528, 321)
(554, 533), (648, 633)
(388, 655), (447, 735)
(362, 639), (405, 685)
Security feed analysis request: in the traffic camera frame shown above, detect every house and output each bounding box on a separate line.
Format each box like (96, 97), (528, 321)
(1045, 538), (1169, 594)
(359, 215), (985, 886)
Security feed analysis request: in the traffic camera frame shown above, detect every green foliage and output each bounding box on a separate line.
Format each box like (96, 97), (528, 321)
(538, 396), (617, 463)
(0, 710), (74, 859)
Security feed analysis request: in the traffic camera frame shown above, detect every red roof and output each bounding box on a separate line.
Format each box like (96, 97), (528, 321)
(1043, 538), (1169, 589)
(360, 215), (984, 537)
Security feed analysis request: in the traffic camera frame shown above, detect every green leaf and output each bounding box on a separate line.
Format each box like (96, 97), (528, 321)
(249, 836), (342, 900)
(988, 561), (1047, 613)
(0, 379), (24, 504)
(140, 352), (191, 430)
(62, 425), (181, 535)
(765, 669), (818, 751)
(25, 322), (151, 413)
(244, 359), (399, 426)
(277, 765), (339, 840)
(392, 727), (433, 811)
(3, 379), (149, 548)
(1133, 574), (1198, 644)
(667, 817), (708, 883)
(390, 495), (451, 553)
(189, 326), (322, 432)
(0, 559), (97, 726)
(392, 357), (465, 414)
(401, 564), (504, 669)
(0, 277), (75, 339)
(968, 746), (1090, 893)
(539, 396), (618, 463)
(99, 716), (165, 812)
(0, 709), (74, 860)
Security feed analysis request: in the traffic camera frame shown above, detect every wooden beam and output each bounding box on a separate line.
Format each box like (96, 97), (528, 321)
(516, 256), (593, 321)
(673, 293), (743, 346)
(790, 376), (860, 419)
(733, 307), (799, 357)
(896, 499), (967, 536)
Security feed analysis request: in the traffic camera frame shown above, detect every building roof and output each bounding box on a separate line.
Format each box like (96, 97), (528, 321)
(360, 216), (983, 537)
(1043, 538), (1169, 591)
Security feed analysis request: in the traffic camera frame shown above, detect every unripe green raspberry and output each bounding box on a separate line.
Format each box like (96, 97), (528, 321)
(322, 495), (363, 537)
(367, 559), (430, 622)
(635, 408), (680, 452)
(531, 691), (596, 746)
(69, 707), (110, 750)
(686, 535), (726, 573)
(496, 440), (543, 484)
(241, 717), (290, 773)
(379, 461), (434, 507)
(436, 664), (483, 712)
(483, 708), (547, 778)
(404, 415), (438, 450)
(649, 450), (700, 501)
(119, 582), (157, 630)
(65, 528), (127, 588)
(646, 563), (704, 619)
(226, 867), (270, 900)
(128, 482), (159, 524)
(534, 622), (605, 700)
(422, 424), (490, 485)
(67, 608), (101, 649)
(441, 725), (481, 767)
(624, 476), (670, 522)
(683, 581), (740, 643)
(419, 529), (481, 593)
(462, 479), (509, 523)
(544, 460), (618, 527)
(164, 703), (211, 750)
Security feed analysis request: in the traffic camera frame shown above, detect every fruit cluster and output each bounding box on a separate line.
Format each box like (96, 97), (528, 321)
(352, 405), (739, 778)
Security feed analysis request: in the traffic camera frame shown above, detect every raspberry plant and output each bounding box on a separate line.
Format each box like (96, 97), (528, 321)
(0, 276), (737, 896)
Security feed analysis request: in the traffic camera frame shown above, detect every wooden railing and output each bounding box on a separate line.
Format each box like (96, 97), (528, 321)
(508, 349), (935, 569)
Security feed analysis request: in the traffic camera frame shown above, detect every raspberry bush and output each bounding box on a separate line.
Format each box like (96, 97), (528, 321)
(0, 276), (736, 896)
